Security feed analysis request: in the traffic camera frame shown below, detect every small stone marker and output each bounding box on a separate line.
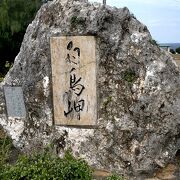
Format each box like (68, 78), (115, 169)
(4, 86), (26, 118)
(50, 36), (97, 126)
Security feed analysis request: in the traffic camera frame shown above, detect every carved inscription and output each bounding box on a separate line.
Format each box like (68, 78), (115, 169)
(51, 36), (97, 126)
(4, 86), (26, 118)
(64, 41), (85, 120)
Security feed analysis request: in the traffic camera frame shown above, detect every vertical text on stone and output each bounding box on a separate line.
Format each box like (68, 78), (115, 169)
(50, 36), (97, 126)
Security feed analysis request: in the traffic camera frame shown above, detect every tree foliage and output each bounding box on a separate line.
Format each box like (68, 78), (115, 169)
(170, 48), (176, 54)
(0, 0), (42, 75)
(176, 47), (180, 54)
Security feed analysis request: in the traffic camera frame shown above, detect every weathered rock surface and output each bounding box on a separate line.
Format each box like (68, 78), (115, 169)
(0, 0), (180, 177)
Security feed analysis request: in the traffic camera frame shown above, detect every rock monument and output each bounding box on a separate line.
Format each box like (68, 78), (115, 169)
(0, 0), (180, 177)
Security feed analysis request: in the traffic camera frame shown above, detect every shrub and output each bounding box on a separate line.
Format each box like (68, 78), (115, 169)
(0, 135), (13, 172)
(106, 173), (124, 180)
(0, 150), (92, 180)
(170, 48), (176, 54)
(0, 76), (3, 82)
(149, 39), (158, 46)
(0, 61), (13, 82)
(176, 47), (180, 54)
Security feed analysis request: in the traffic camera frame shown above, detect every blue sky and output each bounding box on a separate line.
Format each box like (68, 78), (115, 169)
(89, 0), (180, 43)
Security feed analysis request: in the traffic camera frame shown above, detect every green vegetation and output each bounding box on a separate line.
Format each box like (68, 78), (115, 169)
(123, 69), (137, 83)
(103, 96), (112, 109)
(0, 150), (93, 180)
(0, 132), (123, 180)
(149, 39), (158, 46)
(0, 76), (4, 82)
(107, 173), (124, 180)
(176, 47), (180, 54)
(170, 48), (176, 54)
(0, 0), (42, 76)
(0, 61), (13, 82)
(0, 135), (13, 172)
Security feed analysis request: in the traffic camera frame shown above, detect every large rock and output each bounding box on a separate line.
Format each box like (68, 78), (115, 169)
(0, 0), (180, 176)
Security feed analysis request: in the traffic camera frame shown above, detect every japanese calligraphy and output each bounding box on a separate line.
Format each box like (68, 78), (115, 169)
(63, 41), (85, 120)
(51, 36), (97, 125)
(65, 41), (80, 65)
